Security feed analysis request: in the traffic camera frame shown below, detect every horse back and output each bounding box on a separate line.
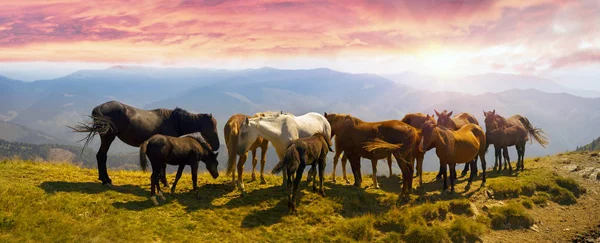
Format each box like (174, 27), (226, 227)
(452, 112), (479, 128)
(294, 112), (332, 140)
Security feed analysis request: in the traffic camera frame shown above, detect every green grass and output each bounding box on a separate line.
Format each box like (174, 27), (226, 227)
(0, 158), (587, 242)
(489, 201), (534, 230)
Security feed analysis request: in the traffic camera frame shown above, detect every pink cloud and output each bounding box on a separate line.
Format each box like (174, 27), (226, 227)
(0, 0), (597, 74)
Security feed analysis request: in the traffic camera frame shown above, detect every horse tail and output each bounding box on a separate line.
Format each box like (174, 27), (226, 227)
(518, 117), (549, 148)
(272, 144), (300, 175)
(139, 139), (150, 172)
(225, 120), (239, 176)
(67, 106), (115, 153)
(472, 125), (487, 156)
(319, 132), (334, 152)
(363, 138), (403, 153)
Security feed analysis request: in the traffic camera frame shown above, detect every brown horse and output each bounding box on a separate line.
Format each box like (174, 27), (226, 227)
(435, 110), (480, 178)
(325, 113), (417, 195)
(400, 113), (437, 186)
(224, 113), (270, 188)
(483, 110), (548, 171)
(486, 125), (528, 172)
(326, 113), (393, 184)
(271, 133), (332, 213)
(69, 101), (220, 186)
(139, 133), (219, 205)
(419, 120), (487, 193)
(483, 110), (509, 170)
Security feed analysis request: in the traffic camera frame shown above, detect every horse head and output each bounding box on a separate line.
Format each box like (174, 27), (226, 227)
(203, 151), (220, 179)
(434, 109), (453, 128)
(419, 119), (439, 152)
(237, 116), (260, 155)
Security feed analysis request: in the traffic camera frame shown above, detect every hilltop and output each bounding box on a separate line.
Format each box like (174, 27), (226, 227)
(1, 151), (600, 242)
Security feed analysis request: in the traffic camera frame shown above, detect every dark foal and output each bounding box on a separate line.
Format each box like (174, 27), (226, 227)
(271, 133), (333, 213)
(140, 133), (219, 205)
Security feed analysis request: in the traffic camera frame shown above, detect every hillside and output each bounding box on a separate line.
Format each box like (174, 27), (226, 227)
(1, 151), (599, 242)
(0, 121), (68, 145)
(0, 139), (138, 170)
(576, 137), (600, 152)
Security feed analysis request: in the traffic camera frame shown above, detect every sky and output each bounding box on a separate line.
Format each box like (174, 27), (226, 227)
(0, 0), (598, 82)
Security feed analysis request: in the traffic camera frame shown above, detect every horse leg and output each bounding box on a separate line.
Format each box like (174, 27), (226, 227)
(290, 163), (305, 214)
(331, 150), (341, 183)
(191, 162), (200, 199)
(450, 164), (457, 194)
(318, 157), (326, 196)
(416, 152), (424, 188)
(480, 153), (487, 188)
(307, 165), (316, 186)
(161, 166), (169, 188)
(461, 162), (469, 177)
(150, 171), (159, 206)
(436, 164), (444, 180)
(387, 154), (393, 178)
(503, 147), (512, 172)
(155, 169), (166, 201)
(341, 154), (350, 184)
(371, 159), (379, 189)
(349, 156), (362, 187)
(237, 152), (248, 195)
(519, 143), (526, 171)
(171, 164), (185, 194)
(393, 152), (412, 196)
(442, 163), (448, 192)
(97, 134), (115, 186)
(250, 149), (258, 182)
(259, 146), (267, 184)
(493, 145), (500, 172)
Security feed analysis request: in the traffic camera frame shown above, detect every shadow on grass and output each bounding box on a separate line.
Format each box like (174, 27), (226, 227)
(112, 182), (235, 212)
(39, 181), (148, 197)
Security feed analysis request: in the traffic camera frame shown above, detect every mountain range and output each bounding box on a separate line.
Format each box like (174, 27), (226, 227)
(1, 66), (599, 172)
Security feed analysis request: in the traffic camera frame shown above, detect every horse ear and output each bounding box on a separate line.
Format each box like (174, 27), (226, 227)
(492, 109), (495, 114)
(214, 152), (219, 157)
(209, 113), (213, 118)
(434, 110), (440, 116)
(280, 110), (283, 114)
(448, 111), (453, 117)
(324, 112), (328, 117)
(244, 117), (249, 125)
(483, 110), (486, 116)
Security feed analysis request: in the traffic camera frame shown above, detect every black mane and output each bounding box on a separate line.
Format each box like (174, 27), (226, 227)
(180, 132), (213, 151)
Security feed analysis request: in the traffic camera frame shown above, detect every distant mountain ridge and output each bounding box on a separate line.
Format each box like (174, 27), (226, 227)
(2, 66), (600, 172)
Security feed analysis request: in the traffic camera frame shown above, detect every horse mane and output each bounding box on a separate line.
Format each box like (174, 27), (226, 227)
(173, 107), (211, 121)
(328, 113), (363, 127)
(180, 132), (213, 151)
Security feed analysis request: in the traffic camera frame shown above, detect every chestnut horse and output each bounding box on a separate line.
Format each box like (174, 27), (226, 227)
(400, 113), (437, 186)
(419, 120), (487, 193)
(486, 125), (528, 172)
(225, 113), (270, 188)
(434, 110), (480, 178)
(483, 110), (548, 171)
(325, 113), (393, 184)
(325, 113), (417, 195)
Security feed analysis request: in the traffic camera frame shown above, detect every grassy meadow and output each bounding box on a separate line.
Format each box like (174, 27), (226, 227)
(0, 155), (592, 242)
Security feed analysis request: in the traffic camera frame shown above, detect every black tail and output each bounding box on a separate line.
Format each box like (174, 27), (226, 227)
(139, 140), (149, 172)
(518, 117), (549, 148)
(271, 144), (301, 175)
(67, 110), (114, 153)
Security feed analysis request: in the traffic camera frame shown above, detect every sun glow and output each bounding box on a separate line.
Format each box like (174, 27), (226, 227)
(418, 50), (465, 78)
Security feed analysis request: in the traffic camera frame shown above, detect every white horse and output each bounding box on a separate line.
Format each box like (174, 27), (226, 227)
(237, 111), (332, 194)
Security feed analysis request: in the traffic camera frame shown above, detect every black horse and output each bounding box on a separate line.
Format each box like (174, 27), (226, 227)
(140, 133), (219, 205)
(271, 133), (332, 213)
(69, 101), (220, 186)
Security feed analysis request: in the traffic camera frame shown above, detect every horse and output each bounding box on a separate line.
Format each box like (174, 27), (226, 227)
(434, 110), (480, 178)
(325, 113), (417, 195)
(271, 133), (333, 213)
(486, 125), (528, 172)
(236, 111), (332, 195)
(400, 113), (437, 186)
(224, 113), (270, 188)
(139, 132), (219, 206)
(483, 110), (548, 171)
(325, 112), (393, 184)
(69, 101), (220, 186)
(483, 110), (511, 171)
(419, 120), (487, 193)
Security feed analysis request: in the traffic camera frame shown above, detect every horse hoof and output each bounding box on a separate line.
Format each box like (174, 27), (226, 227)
(332, 179), (337, 183)
(374, 184), (381, 189)
(260, 179), (267, 185)
(319, 191), (326, 197)
(170, 189), (176, 194)
(150, 197), (159, 206)
(345, 180), (351, 184)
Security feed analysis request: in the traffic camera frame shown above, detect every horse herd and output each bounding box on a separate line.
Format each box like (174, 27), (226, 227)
(71, 101), (548, 212)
